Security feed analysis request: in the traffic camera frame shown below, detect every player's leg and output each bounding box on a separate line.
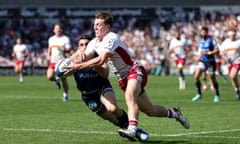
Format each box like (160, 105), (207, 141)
(118, 79), (148, 140)
(192, 65), (203, 101)
(216, 62), (227, 82)
(124, 78), (141, 130)
(18, 62), (24, 83)
(14, 62), (21, 82)
(177, 66), (186, 90)
(118, 66), (149, 141)
(14, 63), (18, 74)
(229, 66), (240, 99)
(202, 71), (208, 91)
(137, 91), (189, 129)
(61, 77), (69, 101)
(84, 96), (120, 128)
(46, 67), (55, 81)
(100, 90), (128, 128)
(47, 64), (61, 89)
(177, 59), (186, 90)
(208, 72), (220, 102)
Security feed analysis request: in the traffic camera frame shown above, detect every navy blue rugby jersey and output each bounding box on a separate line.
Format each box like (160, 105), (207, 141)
(73, 68), (110, 93)
(199, 36), (216, 62)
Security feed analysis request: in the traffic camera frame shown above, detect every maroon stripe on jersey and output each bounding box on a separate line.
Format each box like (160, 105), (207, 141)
(115, 47), (134, 66)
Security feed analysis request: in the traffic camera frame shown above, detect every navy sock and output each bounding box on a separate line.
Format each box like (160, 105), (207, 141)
(213, 82), (220, 96)
(195, 80), (202, 95)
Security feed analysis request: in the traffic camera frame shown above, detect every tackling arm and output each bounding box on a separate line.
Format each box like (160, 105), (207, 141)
(65, 51), (111, 72)
(95, 63), (109, 78)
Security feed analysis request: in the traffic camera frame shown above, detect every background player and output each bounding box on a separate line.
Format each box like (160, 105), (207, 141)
(220, 30), (240, 99)
(191, 27), (220, 102)
(202, 53), (227, 92)
(66, 12), (190, 141)
(47, 23), (71, 101)
(12, 37), (29, 83)
(168, 30), (188, 90)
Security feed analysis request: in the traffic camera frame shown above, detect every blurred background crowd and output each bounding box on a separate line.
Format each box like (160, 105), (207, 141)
(1, 7), (240, 75)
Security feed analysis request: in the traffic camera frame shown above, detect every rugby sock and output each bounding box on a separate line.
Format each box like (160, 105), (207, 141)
(128, 119), (138, 130)
(195, 80), (202, 95)
(213, 82), (219, 96)
(167, 108), (178, 118)
(117, 110), (128, 129)
(19, 74), (23, 83)
(234, 87), (240, 95)
(179, 77), (185, 83)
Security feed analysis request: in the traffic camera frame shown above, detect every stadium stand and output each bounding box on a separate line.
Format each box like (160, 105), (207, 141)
(0, 2), (240, 75)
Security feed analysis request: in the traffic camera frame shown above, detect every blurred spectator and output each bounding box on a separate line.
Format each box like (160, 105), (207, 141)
(1, 7), (240, 76)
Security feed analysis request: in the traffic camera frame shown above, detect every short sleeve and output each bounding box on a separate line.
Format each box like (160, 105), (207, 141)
(64, 36), (71, 49)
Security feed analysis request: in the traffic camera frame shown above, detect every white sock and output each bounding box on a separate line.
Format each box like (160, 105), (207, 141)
(19, 75), (23, 82)
(63, 93), (68, 97)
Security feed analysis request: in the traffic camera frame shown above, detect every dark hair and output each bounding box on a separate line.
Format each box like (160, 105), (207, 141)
(95, 11), (114, 27)
(54, 22), (64, 30)
(201, 27), (208, 33)
(77, 34), (92, 43)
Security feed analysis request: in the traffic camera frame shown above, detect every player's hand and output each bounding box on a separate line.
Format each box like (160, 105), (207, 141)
(64, 63), (80, 75)
(63, 70), (74, 77)
(201, 50), (208, 55)
(76, 52), (86, 63)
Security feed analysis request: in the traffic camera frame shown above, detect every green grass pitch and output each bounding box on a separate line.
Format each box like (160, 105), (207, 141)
(0, 75), (240, 144)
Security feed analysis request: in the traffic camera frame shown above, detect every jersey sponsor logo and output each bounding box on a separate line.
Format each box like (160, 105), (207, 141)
(50, 45), (62, 49)
(174, 45), (183, 48)
(77, 72), (98, 79)
(107, 38), (114, 50)
(226, 48), (238, 51)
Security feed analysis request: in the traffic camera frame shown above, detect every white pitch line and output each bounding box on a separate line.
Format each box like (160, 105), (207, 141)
(3, 128), (240, 139)
(3, 128), (116, 135)
(160, 129), (240, 137)
(187, 135), (240, 139)
(1, 95), (80, 100)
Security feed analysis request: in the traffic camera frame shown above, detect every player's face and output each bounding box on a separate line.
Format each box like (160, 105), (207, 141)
(78, 39), (89, 51)
(94, 18), (110, 39)
(16, 38), (22, 45)
(229, 34), (235, 40)
(53, 25), (62, 37)
(175, 32), (180, 39)
(200, 30), (207, 38)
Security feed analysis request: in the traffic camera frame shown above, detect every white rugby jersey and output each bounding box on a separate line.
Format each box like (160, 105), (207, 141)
(85, 32), (136, 80)
(13, 44), (27, 60)
(220, 38), (240, 64)
(169, 38), (187, 59)
(48, 35), (71, 63)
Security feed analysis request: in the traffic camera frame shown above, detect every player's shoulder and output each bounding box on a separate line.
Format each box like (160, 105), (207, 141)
(61, 34), (70, 39)
(207, 36), (214, 41)
(88, 37), (97, 46)
(48, 35), (56, 41)
(222, 38), (229, 42)
(105, 32), (118, 40)
(170, 38), (178, 42)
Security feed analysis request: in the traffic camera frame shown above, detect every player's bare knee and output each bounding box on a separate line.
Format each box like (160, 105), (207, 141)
(106, 104), (117, 113)
(46, 74), (55, 81)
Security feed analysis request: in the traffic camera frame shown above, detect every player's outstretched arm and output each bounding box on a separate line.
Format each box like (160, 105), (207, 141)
(95, 63), (109, 78)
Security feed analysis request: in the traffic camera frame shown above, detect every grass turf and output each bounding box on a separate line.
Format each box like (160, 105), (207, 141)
(0, 75), (239, 144)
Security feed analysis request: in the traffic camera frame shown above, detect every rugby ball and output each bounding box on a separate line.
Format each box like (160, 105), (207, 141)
(55, 58), (71, 77)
